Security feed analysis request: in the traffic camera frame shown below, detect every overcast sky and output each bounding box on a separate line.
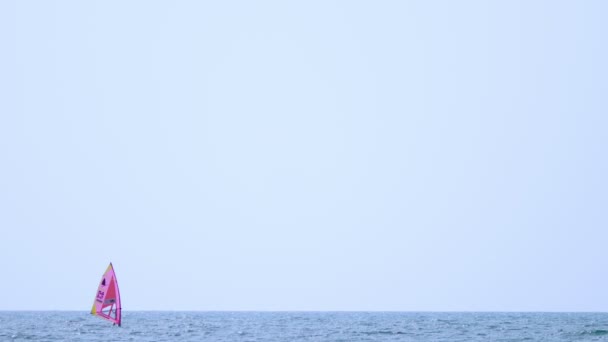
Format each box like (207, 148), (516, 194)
(1, 0), (607, 311)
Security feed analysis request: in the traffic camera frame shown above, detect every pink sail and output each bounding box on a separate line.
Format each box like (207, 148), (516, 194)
(91, 263), (122, 326)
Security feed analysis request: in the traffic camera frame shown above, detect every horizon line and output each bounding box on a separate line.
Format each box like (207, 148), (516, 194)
(1, 309), (607, 313)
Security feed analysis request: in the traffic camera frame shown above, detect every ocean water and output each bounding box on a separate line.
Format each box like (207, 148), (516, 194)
(1, 311), (608, 341)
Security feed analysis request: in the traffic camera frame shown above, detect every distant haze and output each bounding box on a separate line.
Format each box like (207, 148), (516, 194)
(1, 1), (607, 311)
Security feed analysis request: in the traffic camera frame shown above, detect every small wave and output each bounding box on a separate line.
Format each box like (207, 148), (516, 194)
(362, 330), (407, 335)
(590, 329), (608, 336)
(580, 329), (608, 336)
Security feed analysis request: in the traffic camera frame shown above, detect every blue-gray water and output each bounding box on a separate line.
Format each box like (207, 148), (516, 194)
(2, 312), (608, 341)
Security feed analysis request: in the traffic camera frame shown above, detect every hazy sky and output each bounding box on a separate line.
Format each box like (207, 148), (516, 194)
(1, 1), (607, 311)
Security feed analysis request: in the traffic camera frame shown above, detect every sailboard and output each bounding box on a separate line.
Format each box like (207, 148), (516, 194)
(91, 262), (122, 326)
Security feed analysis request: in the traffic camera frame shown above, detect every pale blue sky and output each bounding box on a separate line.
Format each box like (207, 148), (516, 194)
(1, 1), (607, 311)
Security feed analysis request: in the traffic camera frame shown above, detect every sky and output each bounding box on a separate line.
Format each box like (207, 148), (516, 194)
(0, 0), (607, 311)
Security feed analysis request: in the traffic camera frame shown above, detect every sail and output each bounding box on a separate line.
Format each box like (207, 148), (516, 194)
(91, 263), (122, 326)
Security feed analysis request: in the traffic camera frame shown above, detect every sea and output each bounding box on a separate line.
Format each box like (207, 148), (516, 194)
(1, 311), (608, 341)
